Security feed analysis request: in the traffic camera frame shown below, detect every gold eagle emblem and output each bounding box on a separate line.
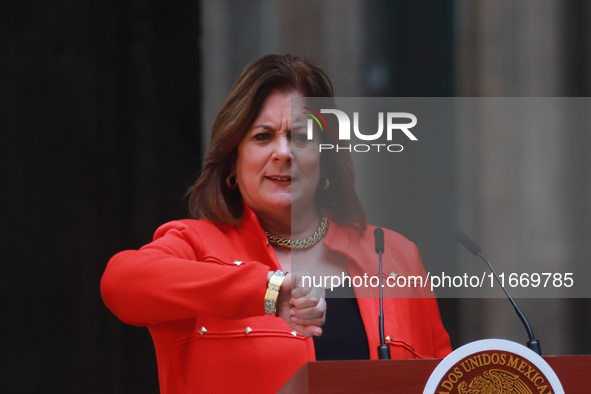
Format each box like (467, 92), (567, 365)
(458, 369), (532, 394)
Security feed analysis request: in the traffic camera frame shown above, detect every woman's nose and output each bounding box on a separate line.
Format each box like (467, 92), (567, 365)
(272, 136), (292, 161)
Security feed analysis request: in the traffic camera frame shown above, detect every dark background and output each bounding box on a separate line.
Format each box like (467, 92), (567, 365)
(2, 1), (199, 392)
(2, 1), (590, 392)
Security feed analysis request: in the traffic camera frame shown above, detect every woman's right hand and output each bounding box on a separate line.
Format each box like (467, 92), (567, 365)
(276, 272), (326, 337)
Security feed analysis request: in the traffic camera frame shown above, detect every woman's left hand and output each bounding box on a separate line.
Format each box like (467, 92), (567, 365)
(276, 272), (326, 337)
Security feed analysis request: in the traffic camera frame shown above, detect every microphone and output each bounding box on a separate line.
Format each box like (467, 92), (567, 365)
(374, 228), (390, 360)
(455, 230), (542, 355)
(375, 227), (384, 254)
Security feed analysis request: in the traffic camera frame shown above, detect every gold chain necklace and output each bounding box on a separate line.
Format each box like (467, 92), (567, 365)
(264, 210), (328, 249)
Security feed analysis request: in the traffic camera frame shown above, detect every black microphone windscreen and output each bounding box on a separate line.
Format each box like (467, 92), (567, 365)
(374, 228), (384, 253)
(455, 230), (481, 256)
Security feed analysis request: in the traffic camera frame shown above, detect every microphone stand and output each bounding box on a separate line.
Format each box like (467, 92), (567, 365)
(456, 231), (542, 355)
(476, 251), (542, 355)
(375, 228), (391, 359)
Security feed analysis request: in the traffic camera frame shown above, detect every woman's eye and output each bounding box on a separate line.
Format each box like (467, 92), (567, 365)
(292, 133), (309, 143)
(254, 133), (271, 141)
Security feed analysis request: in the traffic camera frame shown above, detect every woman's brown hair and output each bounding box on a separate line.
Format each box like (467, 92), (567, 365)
(187, 54), (366, 234)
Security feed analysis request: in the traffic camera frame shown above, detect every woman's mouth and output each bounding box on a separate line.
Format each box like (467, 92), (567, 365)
(266, 175), (292, 182)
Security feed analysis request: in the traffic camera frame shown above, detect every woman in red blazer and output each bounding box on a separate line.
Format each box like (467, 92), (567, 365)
(101, 54), (451, 394)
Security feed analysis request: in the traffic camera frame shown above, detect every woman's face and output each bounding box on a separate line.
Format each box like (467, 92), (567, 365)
(236, 90), (320, 220)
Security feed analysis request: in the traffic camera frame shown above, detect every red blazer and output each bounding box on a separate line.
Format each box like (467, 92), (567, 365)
(101, 206), (451, 393)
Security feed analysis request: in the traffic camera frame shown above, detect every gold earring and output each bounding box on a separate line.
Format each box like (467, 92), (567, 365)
(322, 177), (330, 190)
(226, 174), (238, 189)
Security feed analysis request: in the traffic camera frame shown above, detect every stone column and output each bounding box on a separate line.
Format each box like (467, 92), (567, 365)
(455, 0), (590, 355)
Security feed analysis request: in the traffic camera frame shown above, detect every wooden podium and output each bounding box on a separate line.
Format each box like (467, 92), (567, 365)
(278, 355), (591, 393)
